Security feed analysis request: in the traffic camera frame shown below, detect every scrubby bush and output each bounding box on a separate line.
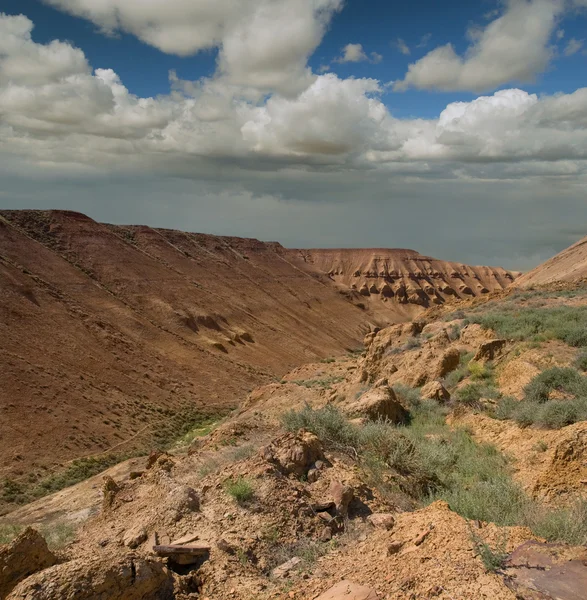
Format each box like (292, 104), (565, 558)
(393, 384), (422, 408)
(470, 305), (587, 347)
(573, 351), (587, 372)
(224, 477), (254, 504)
(523, 367), (587, 403)
(493, 396), (517, 420)
(455, 383), (500, 406)
(282, 404), (358, 449)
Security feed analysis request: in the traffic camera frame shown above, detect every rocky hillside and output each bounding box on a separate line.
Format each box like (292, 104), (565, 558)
(1, 284), (586, 599)
(516, 235), (587, 287)
(289, 248), (517, 311)
(0, 210), (517, 485)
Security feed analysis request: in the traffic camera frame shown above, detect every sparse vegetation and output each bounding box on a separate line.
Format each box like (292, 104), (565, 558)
(0, 522), (23, 545)
(573, 351), (587, 372)
(469, 304), (587, 347)
(443, 351), (474, 390)
(455, 382), (500, 406)
(283, 401), (587, 545)
(469, 527), (509, 573)
(392, 384), (422, 408)
(492, 367), (587, 429)
(224, 476), (255, 504)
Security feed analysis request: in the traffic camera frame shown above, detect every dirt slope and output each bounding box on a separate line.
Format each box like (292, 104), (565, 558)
(516, 235), (587, 287)
(289, 248), (516, 312)
(0, 210), (516, 491)
(0, 210), (374, 484)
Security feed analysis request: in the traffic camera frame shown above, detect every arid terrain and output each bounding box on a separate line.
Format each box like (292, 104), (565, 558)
(1, 213), (586, 600)
(0, 210), (514, 495)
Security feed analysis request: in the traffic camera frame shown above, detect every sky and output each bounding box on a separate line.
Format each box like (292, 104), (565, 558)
(1, 0), (587, 270)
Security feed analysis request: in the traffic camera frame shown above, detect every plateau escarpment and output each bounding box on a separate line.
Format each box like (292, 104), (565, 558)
(288, 248), (517, 315)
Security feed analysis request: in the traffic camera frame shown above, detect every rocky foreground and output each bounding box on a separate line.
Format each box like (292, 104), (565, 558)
(1, 286), (587, 599)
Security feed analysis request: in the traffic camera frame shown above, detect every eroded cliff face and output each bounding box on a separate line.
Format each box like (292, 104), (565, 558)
(288, 248), (518, 311)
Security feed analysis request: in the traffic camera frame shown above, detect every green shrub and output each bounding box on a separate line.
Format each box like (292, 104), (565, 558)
(470, 305), (587, 347)
(523, 367), (587, 403)
(456, 383), (500, 406)
(529, 499), (587, 546)
(469, 527), (509, 572)
(282, 404), (358, 449)
(393, 384), (422, 408)
(224, 477), (254, 504)
(573, 352), (587, 372)
(468, 361), (493, 381)
(0, 523), (23, 545)
(493, 396), (517, 420)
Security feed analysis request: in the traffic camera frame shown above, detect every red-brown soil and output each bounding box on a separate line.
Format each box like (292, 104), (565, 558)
(516, 235), (587, 287)
(289, 248), (517, 310)
(0, 210), (515, 492)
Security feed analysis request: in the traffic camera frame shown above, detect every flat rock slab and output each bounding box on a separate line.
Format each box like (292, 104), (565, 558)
(314, 580), (378, 600)
(153, 543), (210, 556)
(503, 541), (587, 600)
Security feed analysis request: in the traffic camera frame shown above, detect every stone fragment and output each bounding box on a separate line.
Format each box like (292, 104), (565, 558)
(0, 529), (57, 599)
(367, 513), (395, 530)
(330, 481), (353, 517)
(271, 557), (302, 579)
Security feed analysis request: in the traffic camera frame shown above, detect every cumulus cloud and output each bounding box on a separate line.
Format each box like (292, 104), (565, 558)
(4, 12), (587, 179)
(394, 0), (563, 92)
(396, 38), (411, 55)
(564, 37), (584, 55)
(42, 0), (343, 96)
(334, 43), (382, 64)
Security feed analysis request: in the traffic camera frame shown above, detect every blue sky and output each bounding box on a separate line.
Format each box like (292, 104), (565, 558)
(4, 0), (586, 115)
(1, 0), (587, 269)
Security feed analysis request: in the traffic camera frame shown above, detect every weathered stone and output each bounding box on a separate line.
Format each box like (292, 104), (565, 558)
(344, 387), (409, 424)
(319, 526), (332, 542)
(474, 339), (507, 361)
(0, 529), (57, 599)
(330, 481), (353, 517)
(420, 381), (451, 403)
(167, 485), (200, 521)
(367, 513), (395, 530)
(123, 526), (147, 549)
(101, 476), (120, 510)
(271, 557), (302, 579)
(314, 580), (378, 600)
(436, 348), (461, 378)
(260, 430), (324, 477)
(387, 541), (404, 555)
(503, 541), (587, 600)
(6, 556), (172, 600)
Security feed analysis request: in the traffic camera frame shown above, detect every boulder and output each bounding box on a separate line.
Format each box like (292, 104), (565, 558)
(330, 481), (353, 517)
(344, 387), (409, 424)
(436, 348), (461, 378)
(367, 513), (395, 530)
(0, 529), (57, 599)
(420, 381), (451, 403)
(474, 339), (507, 361)
(260, 431), (324, 477)
(167, 485), (200, 521)
(314, 581), (378, 600)
(503, 541), (587, 600)
(6, 556), (173, 600)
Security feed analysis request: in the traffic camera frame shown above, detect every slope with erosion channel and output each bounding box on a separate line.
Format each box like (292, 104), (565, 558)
(0, 209), (375, 495)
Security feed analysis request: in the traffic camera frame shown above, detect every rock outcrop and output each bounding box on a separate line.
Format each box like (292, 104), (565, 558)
(0, 529), (57, 599)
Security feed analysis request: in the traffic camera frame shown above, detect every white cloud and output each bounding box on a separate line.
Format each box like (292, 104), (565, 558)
(394, 0), (563, 92)
(334, 43), (382, 65)
(4, 13), (587, 183)
(335, 43), (368, 63)
(564, 37), (584, 56)
(42, 0), (343, 96)
(396, 38), (410, 55)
